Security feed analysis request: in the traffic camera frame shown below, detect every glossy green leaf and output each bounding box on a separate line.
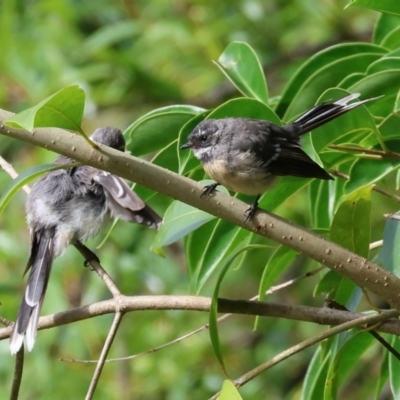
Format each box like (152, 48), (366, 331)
(301, 348), (331, 400)
(258, 176), (311, 211)
(373, 13), (400, 45)
(381, 27), (400, 50)
(193, 223), (248, 293)
(185, 218), (219, 283)
(367, 58), (400, 74)
(330, 186), (372, 306)
(126, 105), (205, 156)
(331, 185), (372, 258)
(207, 97), (281, 124)
(309, 180), (334, 229)
(283, 53), (386, 121)
(258, 245), (297, 302)
(276, 43), (386, 118)
(389, 336), (400, 398)
(338, 72), (366, 88)
(5, 85), (85, 132)
(374, 350), (389, 400)
(0, 163), (75, 215)
(347, 0), (400, 16)
(314, 270), (342, 296)
(215, 41), (268, 104)
(378, 212), (400, 276)
(349, 70), (400, 118)
(218, 380), (243, 400)
(324, 332), (375, 400)
(379, 113), (400, 142)
(209, 244), (267, 374)
(345, 158), (399, 194)
(150, 201), (215, 251)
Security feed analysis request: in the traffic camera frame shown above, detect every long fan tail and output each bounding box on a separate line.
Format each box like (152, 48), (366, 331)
(10, 228), (55, 354)
(293, 93), (382, 135)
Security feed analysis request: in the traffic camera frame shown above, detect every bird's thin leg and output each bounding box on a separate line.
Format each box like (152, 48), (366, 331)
(244, 194), (261, 222)
(201, 182), (219, 197)
(73, 240), (100, 267)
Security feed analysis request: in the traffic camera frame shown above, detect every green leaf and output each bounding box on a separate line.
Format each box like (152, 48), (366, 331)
(367, 58), (400, 74)
(215, 41), (268, 104)
(331, 185), (372, 258)
(314, 270), (342, 296)
(309, 180), (334, 229)
(126, 105), (205, 156)
(378, 212), (400, 276)
(301, 348), (331, 400)
(209, 244), (267, 374)
(347, 0), (400, 16)
(0, 163), (76, 215)
(191, 222), (248, 293)
(217, 380), (243, 400)
(345, 158), (399, 194)
(258, 176), (312, 211)
(373, 13), (400, 45)
(324, 332), (375, 400)
(374, 350), (389, 400)
(380, 27), (400, 50)
(207, 97), (281, 124)
(282, 51), (386, 121)
(389, 336), (400, 398)
(329, 186), (372, 306)
(150, 200), (215, 252)
(349, 70), (400, 118)
(5, 85), (85, 132)
(258, 246), (297, 302)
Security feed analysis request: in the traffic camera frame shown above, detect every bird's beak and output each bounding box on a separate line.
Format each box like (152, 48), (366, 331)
(180, 142), (193, 149)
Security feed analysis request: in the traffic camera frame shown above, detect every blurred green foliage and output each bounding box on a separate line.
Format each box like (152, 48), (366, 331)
(1, 1), (400, 400)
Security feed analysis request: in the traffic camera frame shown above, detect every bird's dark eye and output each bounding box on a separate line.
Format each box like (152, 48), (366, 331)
(200, 134), (207, 141)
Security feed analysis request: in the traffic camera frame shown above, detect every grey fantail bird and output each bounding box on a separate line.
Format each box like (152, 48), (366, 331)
(10, 127), (162, 354)
(181, 93), (379, 220)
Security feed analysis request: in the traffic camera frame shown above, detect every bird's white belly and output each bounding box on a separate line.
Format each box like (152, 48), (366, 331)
(203, 159), (276, 196)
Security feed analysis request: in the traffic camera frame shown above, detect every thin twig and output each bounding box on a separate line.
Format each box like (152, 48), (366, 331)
(73, 241), (121, 297)
(9, 347), (24, 400)
(329, 144), (400, 160)
(3, 296), (400, 342)
(326, 299), (400, 362)
(0, 315), (11, 327)
(370, 240), (383, 250)
(0, 155), (31, 195)
(209, 309), (400, 399)
(60, 266), (325, 364)
(330, 169), (400, 203)
(85, 312), (124, 400)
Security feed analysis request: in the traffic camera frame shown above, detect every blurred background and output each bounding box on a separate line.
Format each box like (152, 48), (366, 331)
(0, 1), (385, 399)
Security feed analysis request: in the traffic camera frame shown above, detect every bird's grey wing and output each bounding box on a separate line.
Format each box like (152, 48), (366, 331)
(94, 171), (162, 229)
(94, 171), (145, 211)
(228, 119), (283, 164)
(267, 147), (333, 180)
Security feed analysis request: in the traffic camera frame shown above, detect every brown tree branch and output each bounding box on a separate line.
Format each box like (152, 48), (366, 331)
(0, 112), (399, 308)
(1, 296), (400, 342)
